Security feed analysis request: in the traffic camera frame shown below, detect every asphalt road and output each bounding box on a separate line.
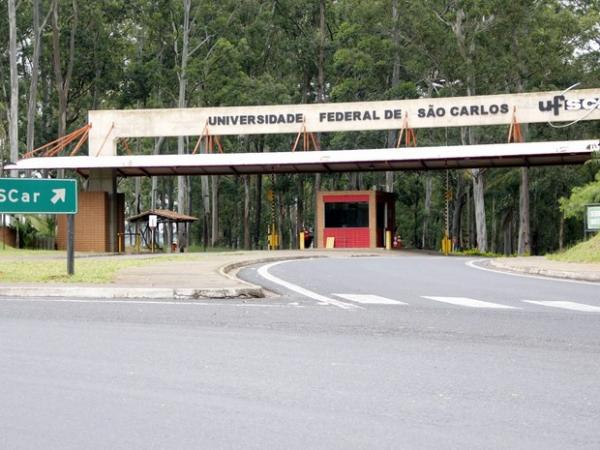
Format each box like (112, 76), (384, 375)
(1, 255), (599, 449)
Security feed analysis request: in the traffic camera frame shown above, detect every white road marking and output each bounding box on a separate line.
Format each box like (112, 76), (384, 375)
(422, 296), (519, 309)
(333, 294), (407, 305)
(257, 260), (361, 310)
(466, 259), (600, 286)
(523, 300), (600, 312)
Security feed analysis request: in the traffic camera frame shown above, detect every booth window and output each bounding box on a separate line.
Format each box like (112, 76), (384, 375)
(325, 202), (369, 227)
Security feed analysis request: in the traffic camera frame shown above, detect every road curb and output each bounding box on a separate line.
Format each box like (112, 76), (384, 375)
(0, 285), (264, 300)
(489, 260), (600, 282)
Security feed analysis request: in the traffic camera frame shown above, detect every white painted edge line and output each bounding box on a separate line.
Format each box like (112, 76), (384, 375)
(466, 259), (600, 286)
(0, 297), (289, 307)
(257, 260), (362, 310)
(422, 296), (519, 309)
(333, 294), (408, 305)
(523, 300), (600, 312)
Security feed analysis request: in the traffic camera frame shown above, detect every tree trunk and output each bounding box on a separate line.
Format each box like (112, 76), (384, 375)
(385, 0), (401, 193)
(166, 177), (175, 252)
(176, 0), (191, 251)
(253, 174), (262, 248)
(466, 184), (475, 249)
(503, 211), (513, 255)
(517, 167), (531, 255)
(243, 175), (251, 249)
(513, 75), (531, 256)
(312, 0), (327, 248)
(451, 174), (463, 250)
(51, 0), (78, 141)
(8, 0), (19, 171)
(452, 7), (488, 252)
(471, 169), (487, 252)
(422, 174), (433, 249)
(210, 176), (219, 247)
(135, 141), (142, 214)
(26, 0), (50, 153)
(150, 137), (165, 209)
(295, 177), (304, 248)
(490, 197), (497, 253)
(277, 192), (284, 249)
(558, 212), (564, 251)
(201, 174), (210, 247)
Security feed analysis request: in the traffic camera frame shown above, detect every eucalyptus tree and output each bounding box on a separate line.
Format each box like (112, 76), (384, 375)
(26, 0), (51, 153)
(8, 0), (18, 172)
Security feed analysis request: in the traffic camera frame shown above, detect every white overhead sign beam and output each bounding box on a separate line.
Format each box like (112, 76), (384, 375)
(88, 89), (600, 156)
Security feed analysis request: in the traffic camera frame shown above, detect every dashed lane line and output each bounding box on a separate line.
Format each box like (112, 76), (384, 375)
(421, 296), (519, 309)
(333, 294), (407, 305)
(523, 300), (600, 313)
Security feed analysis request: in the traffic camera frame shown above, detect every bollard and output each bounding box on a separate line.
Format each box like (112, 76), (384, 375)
(385, 230), (392, 250)
(299, 231), (305, 250)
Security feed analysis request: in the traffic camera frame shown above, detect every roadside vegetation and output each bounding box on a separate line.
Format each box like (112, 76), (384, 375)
(547, 233), (600, 264)
(0, 248), (203, 283)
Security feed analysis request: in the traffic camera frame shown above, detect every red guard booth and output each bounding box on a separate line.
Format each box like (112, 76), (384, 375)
(316, 190), (395, 249)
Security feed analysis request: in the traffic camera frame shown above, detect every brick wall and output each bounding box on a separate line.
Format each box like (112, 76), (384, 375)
(0, 227), (16, 247)
(56, 191), (123, 252)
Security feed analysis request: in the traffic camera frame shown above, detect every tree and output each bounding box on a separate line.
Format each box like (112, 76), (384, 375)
(8, 0), (18, 171)
(51, 0), (78, 140)
(435, 3), (496, 252)
(560, 172), (600, 220)
(26, 0), (51, 152)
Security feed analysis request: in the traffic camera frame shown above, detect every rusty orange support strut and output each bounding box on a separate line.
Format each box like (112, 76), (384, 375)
(292, 121), (320, 152)
(192, 122), (224, 155)
(24, 123), (92, 158)
(396, 115), (417, 148)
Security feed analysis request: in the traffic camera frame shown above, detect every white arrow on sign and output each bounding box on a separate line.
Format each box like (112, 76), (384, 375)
(51, 188), (66, 204)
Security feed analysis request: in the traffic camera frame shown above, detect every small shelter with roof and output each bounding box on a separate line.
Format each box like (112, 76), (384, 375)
(127, 209), (198, 252)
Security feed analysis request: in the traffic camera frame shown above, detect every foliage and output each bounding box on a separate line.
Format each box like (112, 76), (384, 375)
(559, 172), (600, 219)
(1, 0), (599, 255)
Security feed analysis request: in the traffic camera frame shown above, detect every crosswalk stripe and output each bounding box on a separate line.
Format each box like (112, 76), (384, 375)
(523, 300), (600, 312)
(333, 294), (407, 305)
(421, 296), (518, 309)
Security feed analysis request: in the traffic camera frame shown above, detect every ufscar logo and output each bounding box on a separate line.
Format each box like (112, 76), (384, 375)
(539, 95), (600, 116)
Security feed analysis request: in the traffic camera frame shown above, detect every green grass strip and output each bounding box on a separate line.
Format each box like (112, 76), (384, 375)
(547, 233), (600, 263)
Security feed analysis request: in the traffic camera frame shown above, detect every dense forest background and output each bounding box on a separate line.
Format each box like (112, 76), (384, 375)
(1, 0), (599, 253)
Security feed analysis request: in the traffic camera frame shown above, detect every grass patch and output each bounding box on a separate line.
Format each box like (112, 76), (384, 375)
(0, 253), (202, 283)
(547, 233), (600, 263)
(186, 244), (240, 253)
(0, 245), (63, 257)
(450, 248), (503, 258)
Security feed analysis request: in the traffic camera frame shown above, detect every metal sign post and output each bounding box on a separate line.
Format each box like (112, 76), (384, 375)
(148, 214), (157, 253)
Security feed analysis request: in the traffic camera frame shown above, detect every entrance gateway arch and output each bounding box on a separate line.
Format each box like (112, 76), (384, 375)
(8, 88), (600, 251)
